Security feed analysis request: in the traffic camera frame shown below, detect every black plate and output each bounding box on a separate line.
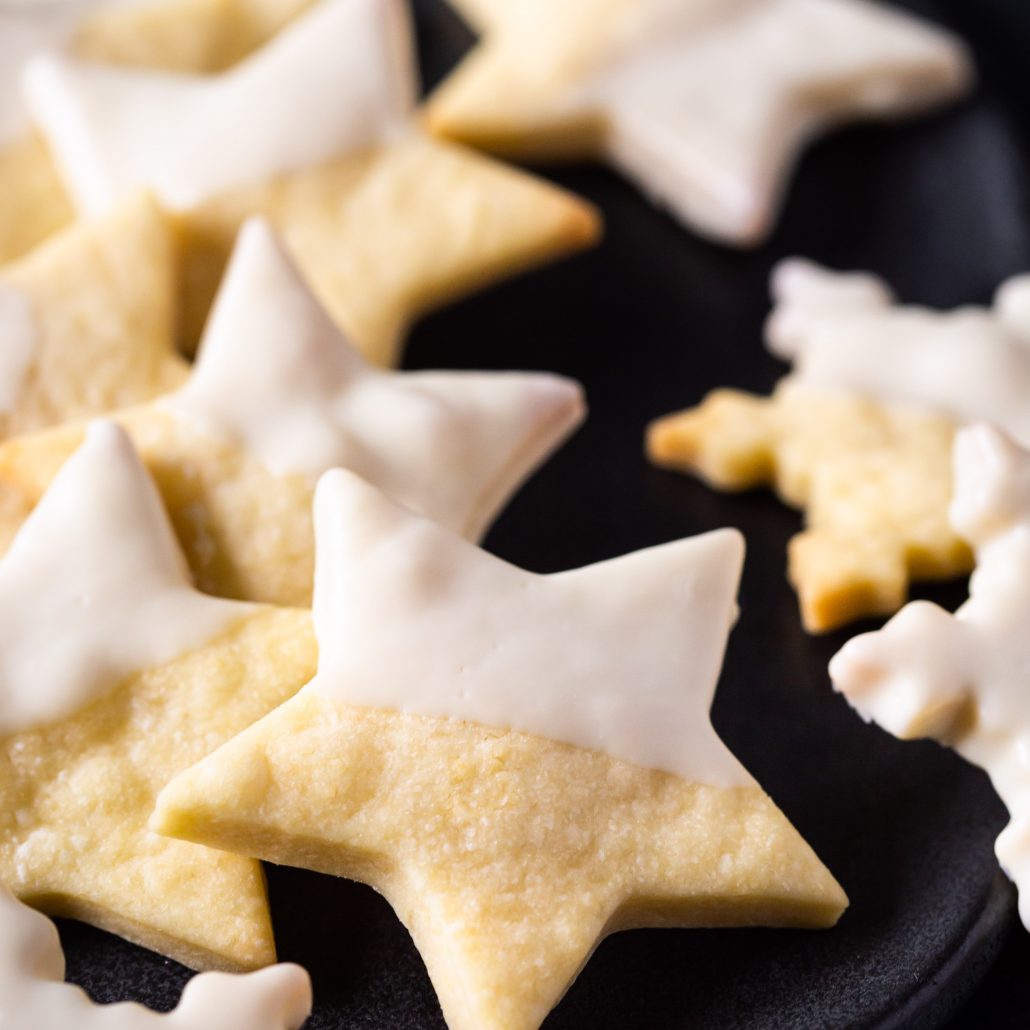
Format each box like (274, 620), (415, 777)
(59, 0), (1030, 1026)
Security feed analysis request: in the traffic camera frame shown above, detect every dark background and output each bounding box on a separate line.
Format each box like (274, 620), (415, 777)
(58, 0), (1030, 1026)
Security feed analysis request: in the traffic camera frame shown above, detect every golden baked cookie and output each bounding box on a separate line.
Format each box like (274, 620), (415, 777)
(0, 221), (585, 606)
(648, 385), (968, 632)
(25, 0), (601, 362)
(0, 422), (317, 972)
(0, 194), (186, 442)
(155, 469), (847, 1030)
(643, 259), (1030, 631)
(425, 0), (970, 245)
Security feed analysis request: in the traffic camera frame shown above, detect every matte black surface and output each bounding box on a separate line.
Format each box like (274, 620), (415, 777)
(58, 1), (1030, 1026)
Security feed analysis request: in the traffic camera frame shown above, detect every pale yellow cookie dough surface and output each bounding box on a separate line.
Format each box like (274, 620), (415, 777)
(647, 386), (971, 632)
(176, 135), (600, 363)
(155, 694), (847, 1030)
(0, 134), (73, 266)
(0, 0), (313, 265)
(0, 607), (316, 972)
(426, 0), (644, 159)
(0, 195), (186, 442)
(75, 0), (315, 75)
(0, 412), (317, 607)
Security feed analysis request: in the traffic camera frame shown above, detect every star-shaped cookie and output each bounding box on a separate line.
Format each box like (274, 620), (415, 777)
(831, 424), (1030, 929)
(24, 0), (601, 363)
(155, 469), (848, 1030)
(1, 193), (186, 442)
(645, 259), (1030, 632)
(0, 219), (585, 606)
(0, 883), (312, 1028)
(425, 0), (971, 245)
(0, 0), (311, 265)
(0, 421), (317, 971)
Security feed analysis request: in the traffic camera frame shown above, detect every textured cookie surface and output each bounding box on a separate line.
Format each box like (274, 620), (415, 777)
(648, 384), (969, 632)
(0, 195), (186, 442)
(155, 469), (846, 1030)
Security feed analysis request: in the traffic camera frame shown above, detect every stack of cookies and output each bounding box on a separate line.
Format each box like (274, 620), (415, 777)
(4, 0), (1020, 1028)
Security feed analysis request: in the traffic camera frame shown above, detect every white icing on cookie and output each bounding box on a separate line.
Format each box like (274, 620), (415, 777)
(0, 421), (249, 737)
(831, 424), (1030, 929)
(0, 882), (312, 1029)
(163, 220), (585, 541)
(22, 0), (417, 214)
(1, 2), (87, 146)
(307, 468), (754, 786)
(768, 258), (1030, 445)
(0, 284), (36, 413)
(579, 0), (969, 242)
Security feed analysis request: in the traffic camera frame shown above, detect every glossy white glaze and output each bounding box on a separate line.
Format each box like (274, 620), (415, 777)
(307, 468), (754, 786)
(587, 0), (970, 241)
(0, 421), (249, 736)
(163, 220), (585, 541)
(768, 258), (1030, 444)
(831, 424), (1030, 928)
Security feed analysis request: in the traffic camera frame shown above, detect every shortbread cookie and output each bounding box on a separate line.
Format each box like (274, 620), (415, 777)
(425, 0), (970, 245)
(1, 194), (186, 442)
(0, 422), (317, 971)
(155, 469), (848, 1030)
(0, 0), (311, 266)
(646, 259), (1030, 631)
(832, 424), (1030, 929)
(650, 385), (967, 632)
(24, 0), (601, 363)
(0, 883), (312, 1029)
(0, 221), (585, 606)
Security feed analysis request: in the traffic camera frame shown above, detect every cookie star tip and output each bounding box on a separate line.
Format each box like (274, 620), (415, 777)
(4, 418), (189, 590)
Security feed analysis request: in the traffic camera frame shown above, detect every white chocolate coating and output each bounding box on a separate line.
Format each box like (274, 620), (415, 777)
(22, 0), (418, 214)
(0, 0), (94, 145)
(768, 259), (1030, 444)
(557, 0), (968, 242)
(0, 421), (249, 736)
(831, 424), (1030, 928)
(307, 469), (754, 786)
(0, 283), (36, 413)
(163, 220), (585, 540)
(0, 882), (311, 1029)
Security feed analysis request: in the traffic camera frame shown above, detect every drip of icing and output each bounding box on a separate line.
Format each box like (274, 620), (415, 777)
(0, 284), (36, 413)
(767, 258), (1030, 445)
(162, 220), (585, 540)
(0, 421), (249, 737)
(830, 424), (1030, 929)
(579, 0), (969, 240)
(306, 468), (754, 787)
(0, 882), (312, 1029)
(21, 0), (418, 214)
